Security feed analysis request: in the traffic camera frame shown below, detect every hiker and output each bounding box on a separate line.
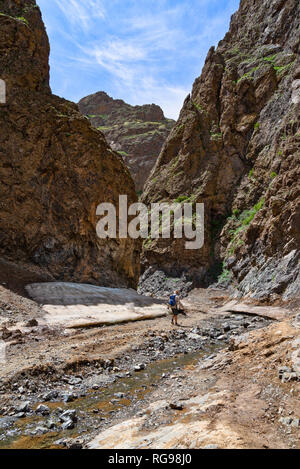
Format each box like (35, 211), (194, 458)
(168, 290), (185, 326)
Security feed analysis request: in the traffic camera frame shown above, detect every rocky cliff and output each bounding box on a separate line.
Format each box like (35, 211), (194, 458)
(0, 0), (140, 288)
(78, 92), (175, 192)
(141, 0), (300, 301)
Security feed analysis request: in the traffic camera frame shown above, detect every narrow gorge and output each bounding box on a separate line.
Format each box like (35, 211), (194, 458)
(0, 0), (299, 452)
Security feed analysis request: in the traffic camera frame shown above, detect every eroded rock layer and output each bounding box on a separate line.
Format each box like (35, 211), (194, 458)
(0, 0), (140, 288)
(78, 92), (175, 192)
(141, 0), (300, 300)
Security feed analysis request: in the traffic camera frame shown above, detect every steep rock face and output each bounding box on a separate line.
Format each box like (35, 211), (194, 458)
(0, 0), (140, 288)
(78, 92), (175, 192)
(141, 0), (300, 300)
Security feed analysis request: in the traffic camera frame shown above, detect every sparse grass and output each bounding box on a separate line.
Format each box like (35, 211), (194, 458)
(0, 12), (29, 26)
(270, 171), (277, 179)
(174, 195), (191, 204)
(210, 132), (223, 140)
(218, 264), (233, 283)
(248, 168), (254, 179)
(192, 101), (207, 114)
(274, 63), (294, 75)
(236, 66), (259, 84)
(117, 151), (129, 157)
(263, 54), (277, 64)
(97, 126), (112, 131)
(254, 122), (260, 130)
(226, 198), (265, 255)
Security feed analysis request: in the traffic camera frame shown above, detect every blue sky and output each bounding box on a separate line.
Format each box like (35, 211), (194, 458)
(37, 0), (240, 119)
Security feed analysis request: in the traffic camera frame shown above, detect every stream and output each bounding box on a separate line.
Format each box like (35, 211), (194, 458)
(0, 344), (222, 449)
(0, 312), (273, 449)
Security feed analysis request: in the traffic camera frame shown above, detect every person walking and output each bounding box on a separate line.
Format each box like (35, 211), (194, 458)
(168, 290), (185, 326)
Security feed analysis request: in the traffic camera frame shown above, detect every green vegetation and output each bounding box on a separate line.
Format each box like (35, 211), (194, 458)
(226, 198), (265, 255)
(236, 66), (259, 84)
(248, 168), (254, 179)
(144, 237), (152, 248)
(174, 195), (191, 204)
(278, 150), (283, 156)
(210, 132), (223, 140)
(228, 238), (244, 255)
(0, 12), (29, 26)
(254, 122), (260, 130)
(263, 54), (294, 75)
(124, 130), (159, 140)
(192, 101), (207, 114)
(263, 54), (277, 64)
(117, 151), (129, 157)
(228, 47), (240, 56)
(16, 16), (28, 25)
(270, 171), (277, 179)
(97, 126), (112, 131)
(218, 264), (233, 283)
(274, 63), (294, 75)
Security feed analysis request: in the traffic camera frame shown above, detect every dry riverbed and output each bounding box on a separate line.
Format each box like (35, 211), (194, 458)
(0, 280), (299, 449)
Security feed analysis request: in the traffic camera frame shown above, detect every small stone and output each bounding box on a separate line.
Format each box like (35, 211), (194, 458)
(61, 419), (75, 430)
(46, 419), (57, 430)
(222, 323), (231, 332)
(62, 393), (77, 403)
(25, 319), (38, 327)
(134, 363), (146, 372)
(42, 390), (58, 402)
(169, 402), (184, 410)
(16, 401), (30, 413)
(278, 367), (291, 380)
(67, 441), (83, 450)
(36, 404), (50, 415)
(279, 417), (293, 426)
(187, 333), (202, 340)
(35, 426), (49, 435)
(60, 409), (77, 423)
(68, 377), (82, 386)
(217, 335), (226, 340)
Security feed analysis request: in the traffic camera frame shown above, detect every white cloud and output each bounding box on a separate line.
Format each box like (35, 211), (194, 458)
(54, 0), (106, 30)
(40, 0), (240, 118)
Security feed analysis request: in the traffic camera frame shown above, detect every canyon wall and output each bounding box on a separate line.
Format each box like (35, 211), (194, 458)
(141, 0), (300, 301)
(78, 92), (175, 192)
(0, 0), (140, 288)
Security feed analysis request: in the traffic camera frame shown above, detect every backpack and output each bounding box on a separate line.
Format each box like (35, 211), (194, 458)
(169, 294), (176, 307)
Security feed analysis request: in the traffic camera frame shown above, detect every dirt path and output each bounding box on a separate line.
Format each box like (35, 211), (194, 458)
(0, 279), (299, 449)
(88, 320), (300, 449)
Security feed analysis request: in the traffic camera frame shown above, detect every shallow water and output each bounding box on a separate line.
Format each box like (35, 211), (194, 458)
(0, 343), (222, 449)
